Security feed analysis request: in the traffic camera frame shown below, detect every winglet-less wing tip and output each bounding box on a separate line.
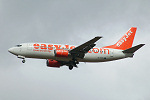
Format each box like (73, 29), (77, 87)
(95, 36), (103, 39)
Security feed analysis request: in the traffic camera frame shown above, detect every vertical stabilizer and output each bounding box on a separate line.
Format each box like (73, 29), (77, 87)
(103, 27), (137, 50)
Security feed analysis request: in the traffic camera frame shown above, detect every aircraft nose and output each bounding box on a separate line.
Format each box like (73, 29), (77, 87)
(8, 48), (14, 53)
(8, 47), (21, 55)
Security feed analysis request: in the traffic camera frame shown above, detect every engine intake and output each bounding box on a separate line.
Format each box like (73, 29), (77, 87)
(46, 59), (61, 68)
(54, 49), (69, 57)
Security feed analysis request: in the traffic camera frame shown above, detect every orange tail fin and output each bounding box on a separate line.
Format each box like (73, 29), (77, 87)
(103, 27), (137, 50)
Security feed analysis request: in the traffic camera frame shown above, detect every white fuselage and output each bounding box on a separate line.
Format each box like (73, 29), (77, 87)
(8, 27), (144, 70)
(8, 43), (133, 62)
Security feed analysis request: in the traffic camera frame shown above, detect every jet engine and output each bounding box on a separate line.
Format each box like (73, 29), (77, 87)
(54, 49), (69, 57)
(46, 59), (61, 68)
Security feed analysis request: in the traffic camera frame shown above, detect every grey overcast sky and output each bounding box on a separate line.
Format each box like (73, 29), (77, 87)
(0, 0), (150, 100)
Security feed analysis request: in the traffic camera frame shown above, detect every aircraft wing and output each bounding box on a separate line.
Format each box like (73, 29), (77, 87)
(69, 36), (102, 58)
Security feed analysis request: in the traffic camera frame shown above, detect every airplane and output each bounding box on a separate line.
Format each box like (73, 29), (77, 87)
(8, 27), (145, 70)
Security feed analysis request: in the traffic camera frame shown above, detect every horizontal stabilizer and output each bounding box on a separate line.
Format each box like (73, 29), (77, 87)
(123, 44), (145, 53)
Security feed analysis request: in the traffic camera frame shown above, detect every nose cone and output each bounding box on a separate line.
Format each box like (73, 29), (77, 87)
(8, 48), (14, 53)
(8, 47), (19, 55)
(8, 47), (21, 55)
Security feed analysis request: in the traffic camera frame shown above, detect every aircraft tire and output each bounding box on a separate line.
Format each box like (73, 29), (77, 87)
(69, 65), (73, 70)
(22, 59), (25, 63)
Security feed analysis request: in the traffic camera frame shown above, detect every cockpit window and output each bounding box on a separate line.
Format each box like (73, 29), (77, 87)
(16, 45), (22, 47)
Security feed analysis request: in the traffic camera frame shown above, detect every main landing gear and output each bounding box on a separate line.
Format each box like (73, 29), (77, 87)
(69, 65), (73, 70)
(68, 59), (79, 70)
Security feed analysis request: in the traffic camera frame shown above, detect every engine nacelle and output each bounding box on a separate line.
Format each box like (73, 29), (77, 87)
(46, 59), (61, 68)
(54, 49), (69, 57)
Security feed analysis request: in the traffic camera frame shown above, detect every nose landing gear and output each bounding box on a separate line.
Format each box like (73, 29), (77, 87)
(22, 59), (25, 63)
(17, 55), (25, 63)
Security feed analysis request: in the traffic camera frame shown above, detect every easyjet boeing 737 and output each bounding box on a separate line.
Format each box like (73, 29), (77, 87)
(8, 27), (145, 70)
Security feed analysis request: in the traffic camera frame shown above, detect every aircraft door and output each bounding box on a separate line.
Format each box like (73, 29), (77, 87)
(110, 50), (113, 57)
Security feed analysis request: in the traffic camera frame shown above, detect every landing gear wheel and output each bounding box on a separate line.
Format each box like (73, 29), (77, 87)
(75, 61), (79, 64)
(22, 59), (25, 63)
(69, 65), (73, 70)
